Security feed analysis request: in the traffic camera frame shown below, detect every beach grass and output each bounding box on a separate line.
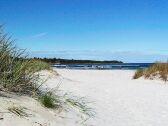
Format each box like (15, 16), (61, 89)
(38, 90), (95, 120)
(65, 95), (95, 118)
(0, 25), (52, 94)
(39, 92), (60, 109)
(0, 25), (94, 122)
(133, 69), (144, 79)
(28, 59), (51, 72)
(133, 63), (168, 81)
(8, 104), (28, 117)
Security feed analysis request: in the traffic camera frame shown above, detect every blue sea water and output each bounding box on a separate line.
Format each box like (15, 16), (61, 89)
(51, 63), (153, 70)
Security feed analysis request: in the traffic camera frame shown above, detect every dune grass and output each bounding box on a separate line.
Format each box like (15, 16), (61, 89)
(38, 91), (95, 112)
(0, 25), (95, 122)
(0, 25), (52, 94)
(65, 95), (95, 118)
(8, 104), (28, 117)
(133, 63), (168, 81)
(0, 32), (37, 94)
(28, 59), (51, 72)
(39, 92), (59, 109)
(38, 90), (95, 121)
(133, 69), (144, 79)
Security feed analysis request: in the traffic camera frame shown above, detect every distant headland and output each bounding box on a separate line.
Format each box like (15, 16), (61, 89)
(31, 57), (123, 64)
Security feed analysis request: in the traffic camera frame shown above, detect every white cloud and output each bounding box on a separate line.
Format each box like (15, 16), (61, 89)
(30, 32), (47, 39)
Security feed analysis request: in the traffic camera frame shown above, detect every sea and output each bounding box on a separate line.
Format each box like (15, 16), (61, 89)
(51, 63), (153, 70)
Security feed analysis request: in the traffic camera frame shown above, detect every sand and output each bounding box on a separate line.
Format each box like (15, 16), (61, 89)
(1, 69), (168, 126)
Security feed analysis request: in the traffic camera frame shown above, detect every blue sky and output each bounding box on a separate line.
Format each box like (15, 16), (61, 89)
(0, 0), (168, 62)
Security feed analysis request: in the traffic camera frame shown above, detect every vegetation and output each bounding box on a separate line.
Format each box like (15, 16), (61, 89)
(39, 92), (59, 109)
(39, 91), (95, 118)
(8, 104), (28, 117)
(65, 95), (95, 118)
(133, 69), (144, 79)
(28, 59), (51, 72)
(0, 26), (45, 94)
(0, 25), (95, 122)
(32, 57), (123, 64)
(133, 63), (168, 81)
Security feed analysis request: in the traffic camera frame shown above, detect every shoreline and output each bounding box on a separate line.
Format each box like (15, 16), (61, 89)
(51, 63), (153, 70)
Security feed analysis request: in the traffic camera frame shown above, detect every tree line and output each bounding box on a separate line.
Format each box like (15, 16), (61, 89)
(31, 57), (123, 64)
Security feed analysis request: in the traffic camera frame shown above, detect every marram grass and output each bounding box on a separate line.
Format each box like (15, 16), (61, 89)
(0, 25), (95, 122)
(133, 63), (168, 81)
(0, 25), (49, 94)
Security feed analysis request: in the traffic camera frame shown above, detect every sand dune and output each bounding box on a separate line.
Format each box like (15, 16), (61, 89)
(1, 69), (168, 126)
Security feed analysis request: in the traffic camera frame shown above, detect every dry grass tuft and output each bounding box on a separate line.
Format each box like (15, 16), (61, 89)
(8, 104), (28, 117)
(133, 63), (168, 81)
(133, 69), (144, 79)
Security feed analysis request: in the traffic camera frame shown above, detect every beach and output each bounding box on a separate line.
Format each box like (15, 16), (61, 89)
(1, 0), (168, 125)
(1, 69), (168, 126)
(55, 69), (168, 126)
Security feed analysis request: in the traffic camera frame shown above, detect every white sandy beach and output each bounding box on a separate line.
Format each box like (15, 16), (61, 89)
(55, 69), (168, 126)
(1, 69), (168, 126)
